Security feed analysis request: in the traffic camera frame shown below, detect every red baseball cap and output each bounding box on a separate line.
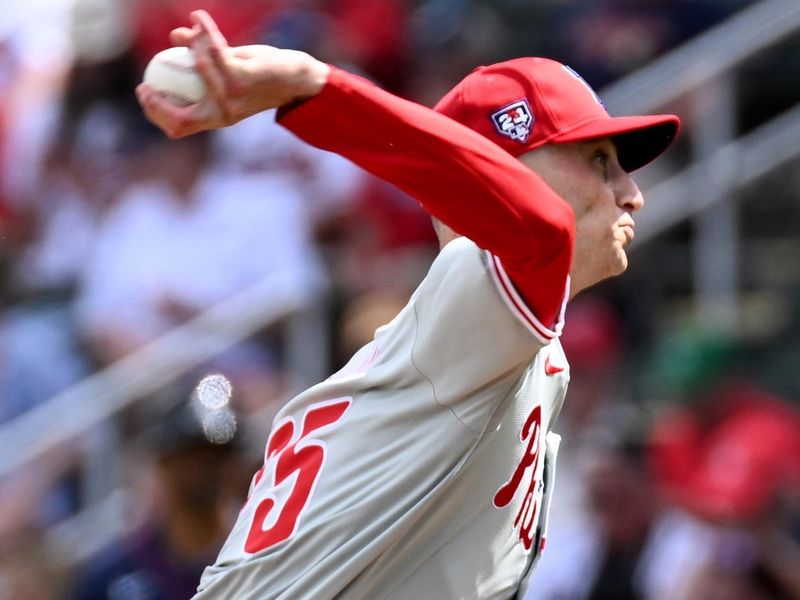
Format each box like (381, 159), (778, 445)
(675, 409), (800, 521)
(434, 57), (680, 172)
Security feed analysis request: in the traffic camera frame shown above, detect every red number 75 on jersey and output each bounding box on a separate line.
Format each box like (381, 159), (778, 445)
(244, 397), (352, 554)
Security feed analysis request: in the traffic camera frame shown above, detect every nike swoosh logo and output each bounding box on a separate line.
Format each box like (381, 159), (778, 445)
(544, 355), (564, 376)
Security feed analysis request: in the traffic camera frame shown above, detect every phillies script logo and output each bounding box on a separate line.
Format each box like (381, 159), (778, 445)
(493, 405), (541, 551)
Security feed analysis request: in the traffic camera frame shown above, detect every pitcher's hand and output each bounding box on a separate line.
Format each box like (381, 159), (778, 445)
(136, 10), (330, 138)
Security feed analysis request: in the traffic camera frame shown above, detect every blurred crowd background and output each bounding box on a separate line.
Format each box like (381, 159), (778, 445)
(1, 0), (799, 599)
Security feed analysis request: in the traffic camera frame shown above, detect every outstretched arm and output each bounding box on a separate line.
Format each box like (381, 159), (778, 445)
(137, 10), (573, 328)
(275, 67), (573, 327)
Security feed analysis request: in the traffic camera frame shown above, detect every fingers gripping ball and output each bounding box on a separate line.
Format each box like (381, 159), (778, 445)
(143, 47), (207, 106)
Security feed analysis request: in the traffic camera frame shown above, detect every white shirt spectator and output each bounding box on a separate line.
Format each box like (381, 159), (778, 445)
(212, 109), (363, 227)
(75, 168), (323, 344)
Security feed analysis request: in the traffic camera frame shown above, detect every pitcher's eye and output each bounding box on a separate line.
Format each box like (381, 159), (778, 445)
(592, 149), (610, 181)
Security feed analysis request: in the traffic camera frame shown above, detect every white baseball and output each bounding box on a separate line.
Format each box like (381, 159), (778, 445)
(143, 47), (207, 106)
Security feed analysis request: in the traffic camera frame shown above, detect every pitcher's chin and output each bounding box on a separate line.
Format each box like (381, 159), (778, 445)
(611, 251), (629, 277)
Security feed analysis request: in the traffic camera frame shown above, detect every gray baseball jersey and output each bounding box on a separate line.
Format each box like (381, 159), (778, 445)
(195, 236), (569, 599)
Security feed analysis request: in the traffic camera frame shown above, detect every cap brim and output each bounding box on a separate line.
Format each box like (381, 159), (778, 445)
(554, 114), (680, 172)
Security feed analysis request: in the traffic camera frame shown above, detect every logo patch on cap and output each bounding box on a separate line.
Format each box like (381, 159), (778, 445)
(491, 99), (534, 144)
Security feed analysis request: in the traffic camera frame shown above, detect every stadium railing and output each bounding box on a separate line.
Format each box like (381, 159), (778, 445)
(603, 0), (800, 330)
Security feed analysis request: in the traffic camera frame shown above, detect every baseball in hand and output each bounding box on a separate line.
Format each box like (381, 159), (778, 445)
(142, 47), (207, 106)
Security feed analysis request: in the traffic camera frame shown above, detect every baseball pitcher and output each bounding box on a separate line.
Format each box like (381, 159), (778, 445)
(137, 10), (680, 600)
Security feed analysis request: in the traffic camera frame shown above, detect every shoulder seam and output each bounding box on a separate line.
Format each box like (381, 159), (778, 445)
(484, 251), (567, 343)
(409, 300), (483, 434)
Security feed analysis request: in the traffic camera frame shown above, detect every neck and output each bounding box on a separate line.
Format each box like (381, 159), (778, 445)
(568, 248), (620, 299)
(568, 269), (595, 300)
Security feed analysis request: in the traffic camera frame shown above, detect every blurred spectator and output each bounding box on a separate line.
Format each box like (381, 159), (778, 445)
(0, 46), (142, 574)
(70, 395), (250, 600)
(0, 40), (19, 250)
(0, 441), (82, 549)
(0, 0), (73, 212)
(509, 0), (754, 88)
(552, 1), (681, 88)
(651, 384), (800, 524)
(646, 327), (800, 523)
(527, 433), (717, 600)
(68, 0), (132, 65)
(256, 1), (326, 56)
(319, 176), (438, 300)
(644, 326), (800, 599)
(682, 523), (800, 600)
(0, 44), (142, 422)
(71, 117), (331, 422)
(210, 109), (362, 235)
(73, 125), (323, 366)
(130, 0), (276, 70)
(0, 531), (69, 600)
(408, 0), (512, 107)
(320, 0), (412, 93)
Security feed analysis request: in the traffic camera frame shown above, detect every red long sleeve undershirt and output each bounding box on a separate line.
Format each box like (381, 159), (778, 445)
(278, 67), (574, 329)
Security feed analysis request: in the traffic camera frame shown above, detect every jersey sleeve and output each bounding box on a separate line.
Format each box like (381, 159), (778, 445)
(277, 67), (573, 329)
(399, 238), (559, 429)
